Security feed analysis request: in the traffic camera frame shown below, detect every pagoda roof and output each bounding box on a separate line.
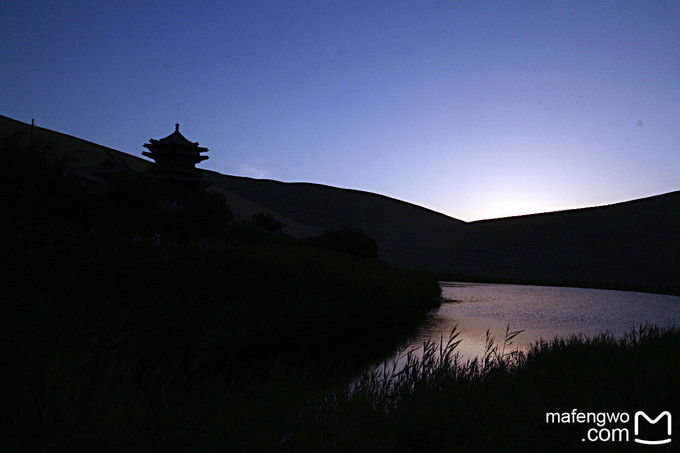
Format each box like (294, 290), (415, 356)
(144, 123), (208, 153)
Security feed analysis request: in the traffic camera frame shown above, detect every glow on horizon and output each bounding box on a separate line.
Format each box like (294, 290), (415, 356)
(1, 1), (679, 222)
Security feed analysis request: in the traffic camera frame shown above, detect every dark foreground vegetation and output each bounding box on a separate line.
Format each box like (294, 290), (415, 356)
(0, 135), (440, 450)
(2, 136), (678, 452)
(297, 324), (680, 452)
(0, 220), (440, 451)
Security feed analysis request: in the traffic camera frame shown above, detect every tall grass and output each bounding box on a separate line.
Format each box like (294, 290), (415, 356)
(295, 324), (680, 452)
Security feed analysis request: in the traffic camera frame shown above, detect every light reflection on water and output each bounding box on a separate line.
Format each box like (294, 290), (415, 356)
(389, 282), (680, 364)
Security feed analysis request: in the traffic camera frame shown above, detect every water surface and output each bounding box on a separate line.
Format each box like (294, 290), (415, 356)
(401, 282), (680, 361)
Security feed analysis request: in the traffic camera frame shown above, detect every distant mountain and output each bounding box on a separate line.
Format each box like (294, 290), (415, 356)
(2, 114), (678, 293)
(461, 193), (680, 292)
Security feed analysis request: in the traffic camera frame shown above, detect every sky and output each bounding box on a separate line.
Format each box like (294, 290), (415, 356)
(2, 1), (679, 221)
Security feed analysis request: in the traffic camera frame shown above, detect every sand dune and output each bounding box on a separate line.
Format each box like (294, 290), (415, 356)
(3, 114), (678, 292)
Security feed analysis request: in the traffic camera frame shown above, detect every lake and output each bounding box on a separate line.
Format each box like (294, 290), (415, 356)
(389, 282), (680, 362)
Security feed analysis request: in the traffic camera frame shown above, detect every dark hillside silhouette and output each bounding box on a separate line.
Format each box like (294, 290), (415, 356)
(202, 171), (468, 267)
(203, 170), (680, 293)
(459, 193), (680, 292)
(2, 114), (678, 293)
(0, 114), (149, 171)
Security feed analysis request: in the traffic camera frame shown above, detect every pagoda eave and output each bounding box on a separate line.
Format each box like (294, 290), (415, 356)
(142, 123), (209, 188)
(144, 142), (207, 152)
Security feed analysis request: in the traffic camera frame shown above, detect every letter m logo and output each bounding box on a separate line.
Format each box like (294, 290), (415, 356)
(634, 411), (672, 445)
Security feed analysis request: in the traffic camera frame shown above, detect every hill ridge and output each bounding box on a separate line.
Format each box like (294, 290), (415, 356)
(2, 113), (678, 292)
(470, 190), (680, 224)
(205, 171), (465, 225)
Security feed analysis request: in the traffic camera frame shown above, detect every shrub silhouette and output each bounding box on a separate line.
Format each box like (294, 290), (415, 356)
(252, 212), (283, 233)
(308, 227), (378, 259)
(174, 188), (233, 240)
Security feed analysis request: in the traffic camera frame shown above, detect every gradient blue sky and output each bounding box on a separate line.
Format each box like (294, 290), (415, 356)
(2, 1), (679, 221)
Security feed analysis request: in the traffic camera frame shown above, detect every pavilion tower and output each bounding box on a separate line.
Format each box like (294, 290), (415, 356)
(142, 123), (208, 187)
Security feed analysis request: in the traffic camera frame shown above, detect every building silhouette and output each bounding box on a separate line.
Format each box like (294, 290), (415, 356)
(142, 123), (208, 188)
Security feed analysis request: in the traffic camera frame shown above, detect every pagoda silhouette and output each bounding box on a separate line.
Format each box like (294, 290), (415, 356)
(142, 123), (208, 188)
